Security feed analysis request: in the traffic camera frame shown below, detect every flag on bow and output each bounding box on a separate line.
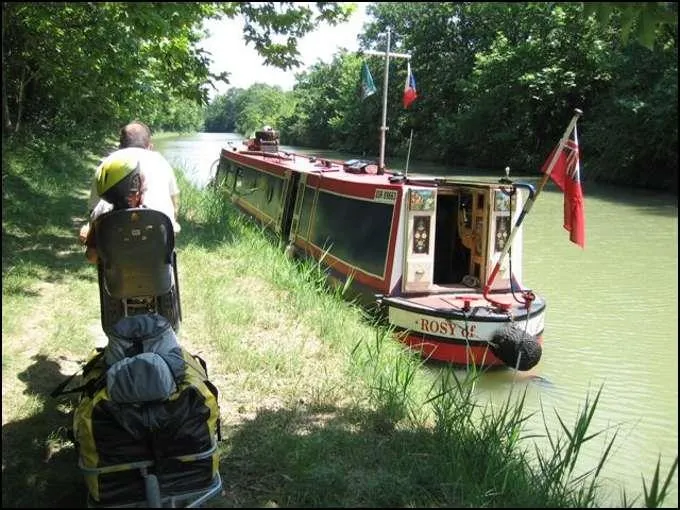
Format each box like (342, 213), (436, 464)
(541, 122), (585, 248)
(403, 61), (417, 108)
(360, 61), (377, 100)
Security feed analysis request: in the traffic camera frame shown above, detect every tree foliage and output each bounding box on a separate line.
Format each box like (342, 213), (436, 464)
(234, 83), (296, 137)
(1, 2), (353, 142)
(583, 2), (678, 49)
(210, 2), (674, 190)
(3, 1), (676, 190)
(204, 88), (244, 133)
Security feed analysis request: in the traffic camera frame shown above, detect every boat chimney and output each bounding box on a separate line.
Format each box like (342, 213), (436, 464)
(500, 166), (512, 184)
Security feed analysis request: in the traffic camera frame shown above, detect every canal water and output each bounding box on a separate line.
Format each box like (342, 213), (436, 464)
(156, 132), (678, 507)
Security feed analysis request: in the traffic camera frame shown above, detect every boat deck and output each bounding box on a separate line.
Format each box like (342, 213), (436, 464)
(383, 290), (546, 320)
(222, 145), (504, 188)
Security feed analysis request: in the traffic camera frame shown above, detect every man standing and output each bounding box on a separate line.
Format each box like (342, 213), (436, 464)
(79, 121), (180, 243)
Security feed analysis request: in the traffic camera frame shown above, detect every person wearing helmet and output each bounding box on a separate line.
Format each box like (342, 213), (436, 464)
(82, 150), (145, 263)
(82, 147), (178, 263)
(79, 121), (180, 245)
(96, 152), (143, 209)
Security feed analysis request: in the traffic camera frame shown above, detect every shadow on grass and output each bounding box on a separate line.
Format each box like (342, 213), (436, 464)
(2, 141), (101, 291)
(216, 405), (441, 508)
(2, 386), (484, 508)
(213, 402), (548, 508)
(1, 354), (86, 508)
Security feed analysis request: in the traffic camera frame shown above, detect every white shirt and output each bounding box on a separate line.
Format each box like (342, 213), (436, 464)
(89, 147), (180, 232)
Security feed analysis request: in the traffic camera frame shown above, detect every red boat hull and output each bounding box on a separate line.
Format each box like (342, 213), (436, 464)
(398, 330), (544, 368)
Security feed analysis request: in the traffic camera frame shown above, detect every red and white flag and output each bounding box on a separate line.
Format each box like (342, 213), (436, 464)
(403, 61), (417, 108)
(541, 123), (585, 248)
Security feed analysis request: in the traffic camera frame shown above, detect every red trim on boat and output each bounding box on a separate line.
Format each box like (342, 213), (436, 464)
(224, 151), (293, 177)
(399, 332), (544, 368)
(306, 173), (401, 199)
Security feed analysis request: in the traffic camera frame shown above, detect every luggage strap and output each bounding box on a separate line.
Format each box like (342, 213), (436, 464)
(50, 351), (105, 398)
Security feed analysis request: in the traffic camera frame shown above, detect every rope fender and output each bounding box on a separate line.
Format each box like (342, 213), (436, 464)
(489, 326), (542, 371)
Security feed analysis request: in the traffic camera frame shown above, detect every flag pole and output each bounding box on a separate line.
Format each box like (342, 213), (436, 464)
(378, 27), (391, 173)
(482, 108), (583, 303)
(364, 29), (411, 173)
(532, 108), (583, 201)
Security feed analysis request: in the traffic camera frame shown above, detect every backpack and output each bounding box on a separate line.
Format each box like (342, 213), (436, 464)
(52, 314), (221, 506)
(104, 313), (184, 403)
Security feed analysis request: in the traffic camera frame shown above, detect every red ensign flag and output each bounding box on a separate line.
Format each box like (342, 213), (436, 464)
(541, 124), (585, 248)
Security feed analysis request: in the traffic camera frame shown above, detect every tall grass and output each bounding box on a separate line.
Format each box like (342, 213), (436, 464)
(2, 137), (677, 508)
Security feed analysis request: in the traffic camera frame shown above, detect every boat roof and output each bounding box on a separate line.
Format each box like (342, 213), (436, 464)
(221, 143), (509, 189)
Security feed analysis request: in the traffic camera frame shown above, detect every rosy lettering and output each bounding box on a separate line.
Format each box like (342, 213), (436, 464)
(419, 318), (458, 337)
(418, 319), (478, 339)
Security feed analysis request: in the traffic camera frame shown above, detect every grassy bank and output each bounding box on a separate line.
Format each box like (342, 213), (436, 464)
(2, 137), (676, 508)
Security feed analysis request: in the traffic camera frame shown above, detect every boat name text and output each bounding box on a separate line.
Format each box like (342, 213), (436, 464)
(374, 189), (397, 203)
(418, 318), (479, 339)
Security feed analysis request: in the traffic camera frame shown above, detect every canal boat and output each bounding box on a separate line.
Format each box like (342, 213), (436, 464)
(210, 32), (584, 370)
(213, 128), (548, 370)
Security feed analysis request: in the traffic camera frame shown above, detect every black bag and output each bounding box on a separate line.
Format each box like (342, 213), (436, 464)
(55, 314), (221, 506)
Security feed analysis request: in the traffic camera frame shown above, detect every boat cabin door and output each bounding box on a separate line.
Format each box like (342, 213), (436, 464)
(287, 173), (309, 246)
(402, 187), (437, 293)
(275, 169), (296, 237)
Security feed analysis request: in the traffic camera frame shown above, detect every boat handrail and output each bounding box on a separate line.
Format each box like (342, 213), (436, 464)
(237, 150), (294, 161)
(396, 175), (517, 188)
(511, 181), (536, 201)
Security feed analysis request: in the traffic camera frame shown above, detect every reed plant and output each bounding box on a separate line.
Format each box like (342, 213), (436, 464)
(2, 137), (676, 508)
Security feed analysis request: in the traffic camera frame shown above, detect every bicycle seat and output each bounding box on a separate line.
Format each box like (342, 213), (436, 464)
(94, 208), (175, 299)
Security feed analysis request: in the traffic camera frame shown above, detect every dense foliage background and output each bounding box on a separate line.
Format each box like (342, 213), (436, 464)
(205, 3), (678, 191)
(3, 2), (677, 191)
(2, 2), (352, 141)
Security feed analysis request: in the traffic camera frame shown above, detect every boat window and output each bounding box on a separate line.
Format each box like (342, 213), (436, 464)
(234, 165), (245, 192)
(235, 165), (284, 220)
(310, 190), (393, 278)
(214, 160), (226, 187)
(226, 163), (237, 191)
(216, 159), (237, 191)
(265, 182), (274, 203)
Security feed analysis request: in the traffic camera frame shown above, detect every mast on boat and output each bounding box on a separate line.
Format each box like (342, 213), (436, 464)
(364, 27), (411, 173)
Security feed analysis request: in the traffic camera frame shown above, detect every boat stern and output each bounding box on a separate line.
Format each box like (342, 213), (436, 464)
(379, 291), (546, 369)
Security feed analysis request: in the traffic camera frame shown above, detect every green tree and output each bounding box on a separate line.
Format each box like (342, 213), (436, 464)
(583, 2), (678, 49)
(274, 1), (676, 189)
(204, 84), (296, 137)
(233, 83), (295, 137)
(1, 2), (354, 140)
(283, 56), (357, 149)
(148, 97), (205, 134)
(204, 88), (244, 132)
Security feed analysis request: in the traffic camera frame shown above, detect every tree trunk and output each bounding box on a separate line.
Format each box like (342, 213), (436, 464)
(14, 66), (26, 134)
(2, 71), (13, 134)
